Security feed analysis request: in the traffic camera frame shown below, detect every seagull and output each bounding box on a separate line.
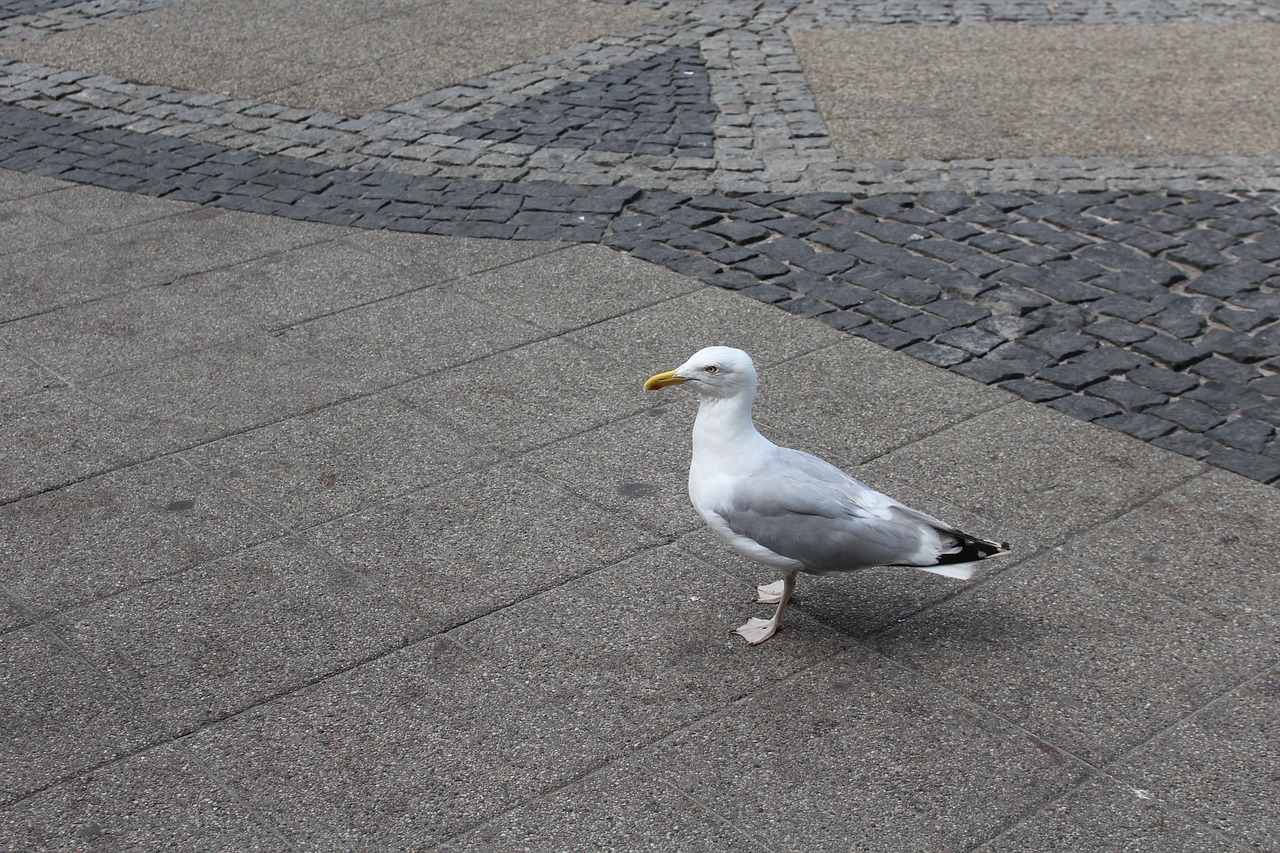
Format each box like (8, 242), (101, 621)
(645, 345), (1009, 645)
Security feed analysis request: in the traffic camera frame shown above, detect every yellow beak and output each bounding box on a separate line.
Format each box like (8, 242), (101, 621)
(644, 369), (689, 391)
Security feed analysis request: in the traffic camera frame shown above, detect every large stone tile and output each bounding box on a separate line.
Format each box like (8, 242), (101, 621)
(521, 406), (703, 538)
(1109, 671), (1278, 853)
(281, 284), (545, 387)
(0, 207), (341, 322)
(175, 238), (424, 330)
(180, 393), (495, 528)
(0, 457), (279, 618)
(0, 591), (33, 635)
(977, 776), (1230, 853)
(0, 184), (194, 258)
(638, 650), (1092, 852)
(866, 555), (1278, 766)
(0, 341), (60, 402)
(441, 758), (757, 852)
(48, 536), (429, 734)
(309, 465), (663, 630)
(452, 548), (844, 749)
(0, 167), (68, 204)
(338, 229), (561, 277)
(567, 285), (844, 371)
(183, 637), (615, 848)
(0, 386), (145, 504)
(1, 286), (256, 381)
(751, 337), (1013, 466)
(79, 333), (364, 453)
(1057, 468), (1280, 625)
(0, 744), (284, 850)
(0, 626), (162, 804)
(394, 337), (655, 455)
(858, 399), (1205, 546)
(458, 243), (701, 334)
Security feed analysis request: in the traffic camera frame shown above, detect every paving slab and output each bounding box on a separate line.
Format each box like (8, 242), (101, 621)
(0, 624), (163, 804)
(182, 636), (616, 849)
(48, 535), (430, 735)
(456, 242), (703, 334)
(308, 464), (663, 631)
(393, 336), (662, 455)
(0, 341), (57, 401)
(1108, 670), (1280, 853)
(0, 168), (67, 203)
(77, 332), (365, 453)
(0, 744), (284, 850)
(0, 385), (147, 503)
(179, 393), (495, 529)
(0, 284), (256, 380)
(750, 335), (1015, 466)
(638, 648), (1093, 853)
(0, 456), (278, 618)
(0, 207), (342, 322)
(0, 0), (663, 115)
(174, 238), (436, 330)
(452, 548), (846, 750)
(859, 398), (1206, 546)
(977, 775), (1235, 853)
(867, 553), (1278, 766)
(567, 284), (846, 369)
(440, 758), (758, 852)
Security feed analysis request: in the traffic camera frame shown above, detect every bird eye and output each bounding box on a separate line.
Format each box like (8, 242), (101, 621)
(704, 365), (718, 374)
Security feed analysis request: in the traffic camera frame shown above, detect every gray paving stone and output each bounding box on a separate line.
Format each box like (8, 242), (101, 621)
(440, 758), (756, 852)
(454, 243), (700, 334)
(79, 333), (363, 454)
(180, 394), (496, 529)
(309, 463), (662, 629)
(0, 625), (163, 803)
(0, 744), (284, 851)
(2, 285), (256, 380)
(50, 536), (429, 734)
(1110, 671), (1278, 853)
(453, 548), (843, 748)
(868, 554), (1277, 766)
(0, 456), (278, 617)
(639, 649), (1091, 852)
(182, 636), (615, 849)
(978, 776), (1231, 853)
(858, 400), (1203, 545)
(0, 385), (146, 503)
(281, 284), (544, 388)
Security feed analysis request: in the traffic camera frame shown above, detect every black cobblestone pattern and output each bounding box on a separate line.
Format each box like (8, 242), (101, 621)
(449, 44), (716, 158)
(0, 0), (83, 21)
(2, 102), (1278, 484)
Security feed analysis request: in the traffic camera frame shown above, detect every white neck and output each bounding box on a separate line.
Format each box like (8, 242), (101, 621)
(691, 392), (770, 468)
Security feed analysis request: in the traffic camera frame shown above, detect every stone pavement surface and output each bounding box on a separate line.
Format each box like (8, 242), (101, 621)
(1, 0), (1277, 851)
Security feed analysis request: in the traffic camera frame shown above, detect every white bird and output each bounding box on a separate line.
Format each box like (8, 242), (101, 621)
(645, 345), (1009, 645)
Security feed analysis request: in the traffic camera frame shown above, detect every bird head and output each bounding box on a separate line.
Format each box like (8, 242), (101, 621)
(644, 346), (759, 400)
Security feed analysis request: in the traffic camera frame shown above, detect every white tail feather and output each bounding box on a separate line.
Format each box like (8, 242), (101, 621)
(915, 562), (976, 581)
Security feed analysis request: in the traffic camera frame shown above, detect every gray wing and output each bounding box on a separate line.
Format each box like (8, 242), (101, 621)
(718, 447), (949, 573)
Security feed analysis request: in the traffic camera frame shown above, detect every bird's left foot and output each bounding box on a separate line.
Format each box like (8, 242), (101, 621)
(756, 579), (787, 604)
(733, 617), (779, 645)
